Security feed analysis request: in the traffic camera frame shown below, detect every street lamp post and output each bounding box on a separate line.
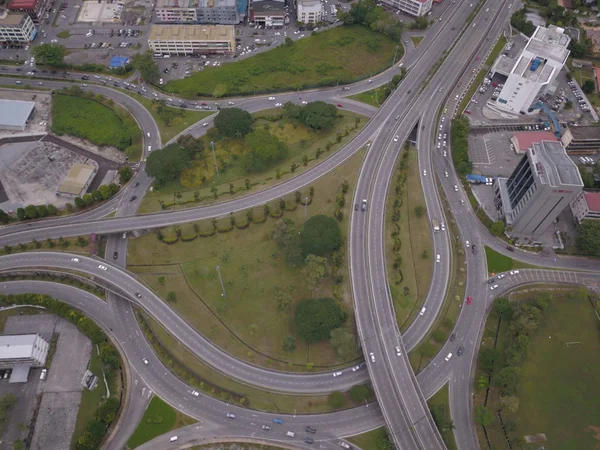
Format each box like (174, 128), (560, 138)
(304, 197), (308, 217)
(216, 265), (226, 299)
(210, 141), (220, 180)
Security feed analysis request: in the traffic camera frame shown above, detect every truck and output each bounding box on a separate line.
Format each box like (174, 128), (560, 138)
(432, 219), (440, 232)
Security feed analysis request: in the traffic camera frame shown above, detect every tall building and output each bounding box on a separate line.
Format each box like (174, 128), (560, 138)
(148, 24), (235, 55)
(493, 25), (570, 116)
(196, 0), (238, 24)
(494, 140), (583, 236)
(561, 126), (600, 154)
(7, 0), (50, 24)
(570, 191), (600, 223)
(155, 0), (198, 24)
(0, 10), (36, 43)
(0, 334), (49, 369)
(297, 0), (321, 24)
(380, 0), (431, 17)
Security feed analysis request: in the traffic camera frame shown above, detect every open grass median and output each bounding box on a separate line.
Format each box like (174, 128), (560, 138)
(127, 396), (197, 448)
(385, 144), (434, 332)
(348, 86), (389, 108)
(484, 246), (537, 275)
(348, 427), (391, 450)
(474, 288), (600, 450)
(129, 148), (366, 371)
(428, 384), (458, 450)
(165, 25), (400, 97)
(410, 36), (424, 47)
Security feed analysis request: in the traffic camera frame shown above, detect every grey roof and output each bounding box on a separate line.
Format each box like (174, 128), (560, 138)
(0, 334), (37, 359)
(531, 141), (584, 187)
(9, 364), (30, 383)
(568, 126), (600, 141)
(0, 99), (34, 128)
(525, 25), (570, 65)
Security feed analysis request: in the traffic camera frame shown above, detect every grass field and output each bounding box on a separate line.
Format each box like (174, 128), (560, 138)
(137, 109), (366, 214)
(165, 25), (400, 97)
(348, 427), (389, 450)
(385, 145), (434, 333)
(51, 93), (142, 160)
(124, 91), (213, 143)
(410, 36), (424, 47)
(127, 396), (196, 448)
(140, 314), (373, 413)
(428, 384), (458, 450)
(347, 86), (389, 107)
(129, 148), (365, 371)
(475, 288), (600, 450)
(484, 246), (535, 275)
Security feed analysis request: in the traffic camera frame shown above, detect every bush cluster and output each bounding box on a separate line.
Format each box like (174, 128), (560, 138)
(450, 116), (472, 176)
(389, 145), (411, 284)
(72, 183), (120, 210)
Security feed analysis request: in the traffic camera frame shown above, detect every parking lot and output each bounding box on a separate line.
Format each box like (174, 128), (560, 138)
(468, 131), (523, 177)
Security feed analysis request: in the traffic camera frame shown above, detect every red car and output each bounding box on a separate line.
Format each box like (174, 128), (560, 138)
(201, 102), (207, 105)
(475, 56), (480, 61)
(464, 110), (472, 115)
(466, 296), (472, 305)
(337, 104), (343, 107)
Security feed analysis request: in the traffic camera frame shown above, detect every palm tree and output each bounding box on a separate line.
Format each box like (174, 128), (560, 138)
(443, 420), (455, 432)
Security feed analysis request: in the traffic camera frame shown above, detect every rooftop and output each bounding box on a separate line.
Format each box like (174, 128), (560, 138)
(514, 131), (558, 151)
(7, 0), (38, 10)
(583, 191), (600, 212)
(198, 0), (236, 7)
(530, 140), (583, 187)
(149, 24), (235, 41)
(0, 334), (38, 360)
(251, 0), (285, 13)
(155, 0), (197, 8)
(0, 99), (34, 128)
(0, 11), (26, 26)
(524, 25), (571, 65)
(58, 163), (95, 195)
(567, 125), (600, 141)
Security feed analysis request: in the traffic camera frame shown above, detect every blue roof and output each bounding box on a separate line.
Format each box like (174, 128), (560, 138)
(109, 56), (130, 68)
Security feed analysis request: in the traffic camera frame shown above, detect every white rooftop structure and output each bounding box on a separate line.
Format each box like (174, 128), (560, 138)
(493, 25), (570, 116)
(0, 99), (35, 131)
(0, 334), (49, 368)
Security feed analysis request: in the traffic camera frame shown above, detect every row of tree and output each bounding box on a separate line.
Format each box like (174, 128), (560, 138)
(450, 116), (472, 176)
(576, 220), (600, 257)
(72, 183), (120, 210)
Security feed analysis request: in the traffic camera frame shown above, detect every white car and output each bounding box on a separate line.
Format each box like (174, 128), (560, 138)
(509, 270), (520, 275)
(332, 371), (343, 377)
(98, 265), (107, 271)
(202, 122), (209, 127)
(454, 185), (458, 191)
(71, 258), (80, 262)
(275, 103), (283, 107)
(369, 352), (375, 363)
(419, 307), (426, 316)
(226, 412), (236, 419)
(368, 79), (373, 83)
(395, 346), (401, 356)
(268, 96), (276, 101)
(443, 151), (447, 157)
(465, 240), (469, 247)
(301, 100), (308, 104)
(147, 132), (151, 138)
(143, 358), (149, 364)
(497, 274), (506, 279)
(423, 170), (427, 176)
(394, 135), (399, 142)
(490, 284), (499, 291)
(228, 101), (235, 105)
(444, 171), (449, 177)
(191, 390), (199, 396)
(445, 353), (453, 362)
(436, 254), (440, 263)
(351, 365), (361, 372)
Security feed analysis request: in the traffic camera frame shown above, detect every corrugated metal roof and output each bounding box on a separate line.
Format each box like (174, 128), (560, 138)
(0, 99), (34, 128)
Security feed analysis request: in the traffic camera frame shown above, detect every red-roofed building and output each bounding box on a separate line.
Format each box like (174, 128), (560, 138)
(570, 191), (600, 223)
(510, 131), (559, 153)
(8, 0), (49, 24)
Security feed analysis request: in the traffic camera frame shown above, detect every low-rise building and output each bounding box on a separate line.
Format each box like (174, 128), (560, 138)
(250, 0), (285, 26)
(7, 0), (49, 24)
(510, 131), (558, 153)
(297, 0), (321, 24)
(197, 0), (238, 24)
(155, 0), (198, 23)
(0, 334), (49, 369)
(561, 126), (600, 154)
(57, 163), (97, 198)
(380, 0), (432, 17)
(0, 10), (36, 43)
(570, 190), (600, 223)
(0, 99), (35, 130)
(148, 24), (235, 55)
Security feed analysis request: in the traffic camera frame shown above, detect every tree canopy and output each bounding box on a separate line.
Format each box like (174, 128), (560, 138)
(133, 51), (160, 84)
(33, 44), (66, 67)
(300, 214), (342, 256)
(271, 218), (303, 264)
(340, 0), (402, 42)
(299, 101), (338, 129)
(294, 297), (347, 343)
(576, 220), (600, 257)
(242, 129), (288, 172)
(214, 108), (253, 138)
(177, 134), (205, 160)
(146, 143), (192, 187)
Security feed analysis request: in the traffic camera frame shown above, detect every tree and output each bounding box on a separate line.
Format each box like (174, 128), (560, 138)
(99, 343), (120, 369)
(283, 335), (296, 353)
(177, 134), (205, 160)
(38, 205), (49, 218)
(474, 406), (493, 426)
(16, 208), (25, 221)
(146, 144), (192, 188)
(327, 391), (346, 408)
(494, 297), (512, 316)
(479, 348), (497, 371)
(132, 51), (160, 84)
(271, 218), (302, 264)
(494, 366), (520, 395)
(24, 205), (39, 219)
(414, 205), (425, 217)
(302, 254), (329, 292)
(294, 297), (346, 343)
(576, 220), (600, 257)
(299, 101), (338, 129)
(47, 204), (57, 216)
(349, 384), (370, 403)
(119, 166), (133, 183)
(74, 197), (85, 209)
(167, 292), (177, 303)
(243, 129), (288, 172)
(0, 209), (8, 224)
(500, 395), (520, 413)
(33, 44), (66, 66)
(330, 327), (358, 360)
(98, 185), (113, 200)
(490, 220), (505, 236)
(214, 108), (253, 138)
(300, 215), (342, 257)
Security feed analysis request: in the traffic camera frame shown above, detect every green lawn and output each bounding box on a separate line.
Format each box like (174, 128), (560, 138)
(428, 384), (458, 450)
(71, 346), (107, 447)
(51, 92), (142, 160)
(348, 427), (390, 450)
(410, 36), (424, 47)
(140, 314), (373, 413)
(166, 25), (400, 97)
(123, 91), (213, 144)
(127, 396), (196, 448)
(129, 148), (366, 371)
(484, 35), (507, 66)
(385, 146), (433, 333)
(347, 86), (389, 107)
(476, 289), (600, 450)
(137, 108), (367, 213)
(57, 30), (70, 38)
(484, 246), (536, 275)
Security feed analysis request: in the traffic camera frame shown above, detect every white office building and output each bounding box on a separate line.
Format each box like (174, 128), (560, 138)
(0, 10), (36, 43)
(494, 140), (583, 236)
(493, 25), (570, 116)
(380, 0), (431, 17)
(0, 334), (49, 369)
(297, 0), (321, 24)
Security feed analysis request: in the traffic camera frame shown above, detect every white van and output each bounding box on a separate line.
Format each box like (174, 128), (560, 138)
(40, 369), (47, 380)
(147, 145), (152, 152)
(163, 54), (170, 59)
(169, 436), (178, 442)
(86, 31), (93, 37)
(286, 431), (296, 437)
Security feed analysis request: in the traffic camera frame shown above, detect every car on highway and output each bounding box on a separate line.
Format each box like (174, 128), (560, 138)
(301, 100), (308, 104)
(445, 352), (453, 361)
(454, 185), (458, 191)
(226, 412), (236, 419)
(113, 251), (118, 259)
(423, 170), (427, 176)
(71, 258), (79, 262)
(228, 101), (235, 105)
(450, 333), (456, 341)
(419, 307), (426, 316)
(351, 364), (362, 372)
(444, 171), (448, 177)
(509, 270), (520, 275)
(122, 232), (127, 239)
(306, 426), (316, 433)
(98, 265), (107, 271)
(466, 296), (472, 305)
(361, 199), (367, 211)
(129, 196), (137, 201)
(273, 418), (284, 424)
(465, 240), (469, 247)
(135, 292), (142, 298)
(394, 135), (399, 142)
(369, 352), (375, 363)
(506, 245), (515, 252)
(436, 254), (440, 263)
(275, 102), (283, 107)
(395, 346), (401, 356)
(490, 284), (499, 290)
(305, 438), (314, 444)
(332, 371), (342, 377)
(268, 96), (276, 100)
(471, 244), (477, 254)
(487, 277), (495, 284)
(202, 122), (209, 127)
(262, 425), (271, 430)
(337, 104), (343, 108)
(457, 346), (465, 356)
(142, 358), (149, 364)
(339, 441), (351, 449)
(191, 390), (199, 396)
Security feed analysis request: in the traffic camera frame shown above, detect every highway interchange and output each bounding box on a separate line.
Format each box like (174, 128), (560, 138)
(1, 0), (600, 448)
